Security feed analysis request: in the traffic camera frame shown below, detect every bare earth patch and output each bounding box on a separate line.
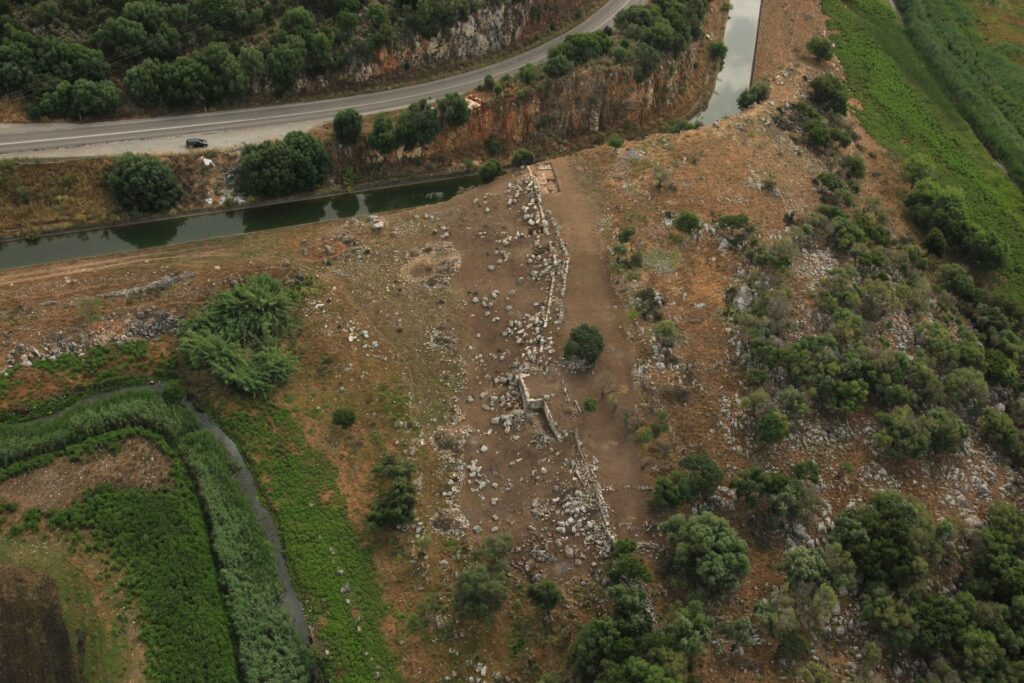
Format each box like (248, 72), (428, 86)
(0, 437), (171, 514)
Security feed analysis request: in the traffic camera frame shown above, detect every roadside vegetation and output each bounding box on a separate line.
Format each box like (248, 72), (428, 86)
(0, 1), (584, 119)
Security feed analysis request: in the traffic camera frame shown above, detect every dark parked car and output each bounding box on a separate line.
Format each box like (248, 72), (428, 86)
(185, 138), (208, 149)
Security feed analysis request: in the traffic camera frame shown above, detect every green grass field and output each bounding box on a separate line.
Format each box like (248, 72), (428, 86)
(2, 385), (312, 682)
(0, 536), (139, 682)
(896, 0), (1024, 188)
(216, 404), (400, 682)
(822, 0), (1024, 298)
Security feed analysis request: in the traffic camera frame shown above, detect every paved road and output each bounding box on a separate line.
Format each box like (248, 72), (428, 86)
(0, 0), (640, 158)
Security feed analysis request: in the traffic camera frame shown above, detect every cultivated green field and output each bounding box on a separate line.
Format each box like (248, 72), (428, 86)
(823, 0), (1024, 298)
(896, 0), (1024, 189)
(1, 387), (310, 682)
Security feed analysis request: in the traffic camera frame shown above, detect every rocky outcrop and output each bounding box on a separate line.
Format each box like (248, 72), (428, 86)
(304, 0), (593, 89)
(331, 13), (726, 184)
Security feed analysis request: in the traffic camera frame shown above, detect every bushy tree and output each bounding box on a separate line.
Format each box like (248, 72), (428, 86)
(333, 109), (362, 145)
(510, 148), (536, 167)
(239, 131), (330, 198)
(366, 454), (416, 528)
(737, 81), (770, 109)
(105, 153), (182, 213)
(527, 580), (562, 614)
(731, 462), (820, 531)
(454, 564), (506, 620)
(437, 92), (469, 127)
(806, 36), (833, 61)
(830, 492), (941, 590)
(672, 211), (701, 234)
(969, 502), (1024, 602)
(651, 452), (722, 510)
(978, 408), (1023, 464)
(873, 405), (967, 460)
(396, 99), (440, 149)
(471, 159), (499, 183)
(607, 539), (653, 584)
(659, 512), (749, 593)
(809, 75), (847, 115)
(367, 116), (398, 153)
(564, 324), (605, 366)
(29, 78), (120, 120)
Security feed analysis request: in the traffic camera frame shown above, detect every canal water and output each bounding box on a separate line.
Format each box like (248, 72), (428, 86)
(1, 0), (762, 271)
(696, 0), (763, 125)
(0, 174), (478, 270)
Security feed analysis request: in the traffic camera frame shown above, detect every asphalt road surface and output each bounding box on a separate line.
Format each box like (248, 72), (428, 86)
(0, 0), (641, 158)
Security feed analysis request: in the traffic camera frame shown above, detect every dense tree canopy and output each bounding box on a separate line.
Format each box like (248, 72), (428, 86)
(659, 512), (749, 593)
(239, 131), (330, 198)
(105, 153), (182, 213)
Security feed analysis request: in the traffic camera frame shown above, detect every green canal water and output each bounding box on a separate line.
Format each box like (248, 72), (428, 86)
(0, 174), (478, 270)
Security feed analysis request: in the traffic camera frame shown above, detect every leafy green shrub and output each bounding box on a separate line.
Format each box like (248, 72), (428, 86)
(179, 275), (299, 395)
(659, 512), (749, 593)
(367, 116), (398, 153)
(738, 81), (770, 109)
(366, 454), (415, 528)
(437, 92), (469, 127)
(809, 75), (848, 115)
(105, 153), (182, 213)
(806, 36), (834, 61)
(583, 397), (598, 412)
(478, 159), (502, 183)
(651, 452), (723, 510)
(840, 154), (866, 180)
(731, 462), (820, 531)
(608, 133), (625, 148)
(527, 580), (562, 614)
(29, 78), (120, 120)
(455, 559), (506, 620)
(653, 320), (679, 347)
(978, 408), (1023, 464)
(564, 324), (605, 366)
(332, 408), (356, 428)
(161, 380), (186, 404)
(831, 492), (941, 590)
(517, 63), (540, 84)
(239, 131), (330, 198)
(744, 390), (790, 443)
(510, 148), (536, 167)
(333, 108), (362, 145)
(709, 40), (728, 60)
(672, 211), (701, 234)
(634, 287), (664, 321)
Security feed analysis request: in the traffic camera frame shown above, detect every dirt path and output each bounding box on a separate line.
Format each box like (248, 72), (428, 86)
(543, 158), (652, 539)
